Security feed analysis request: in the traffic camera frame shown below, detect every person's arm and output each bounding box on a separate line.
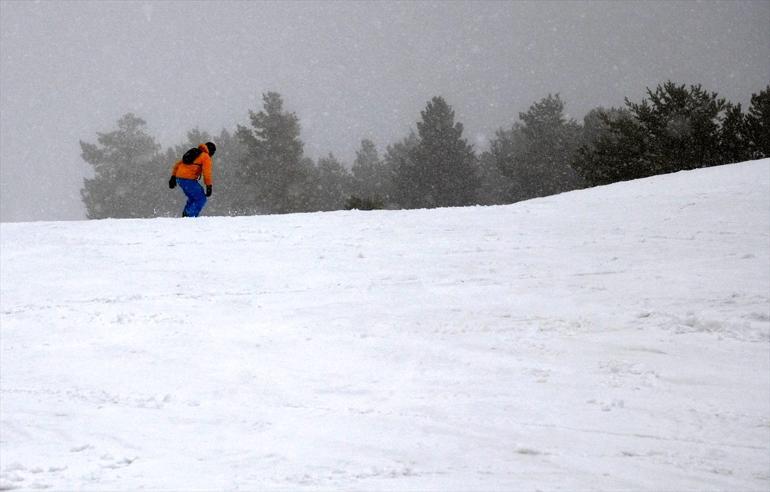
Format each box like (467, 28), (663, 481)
(169, 160), (181, 188)
(202, 154), (213, 187)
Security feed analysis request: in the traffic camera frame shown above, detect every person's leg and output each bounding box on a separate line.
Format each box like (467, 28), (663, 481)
(177, 179), (207, 217)
(189, 187), (207, 217)
(177, 178), (195, 217)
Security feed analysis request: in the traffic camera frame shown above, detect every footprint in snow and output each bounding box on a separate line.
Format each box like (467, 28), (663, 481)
(515, 446), (546, 456)
(99, 452), (138, 469)
(100, 456), (137, 469)
(0, 463), (62, 491)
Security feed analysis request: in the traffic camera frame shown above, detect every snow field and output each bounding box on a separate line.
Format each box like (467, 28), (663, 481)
(1, 159), (769, 490)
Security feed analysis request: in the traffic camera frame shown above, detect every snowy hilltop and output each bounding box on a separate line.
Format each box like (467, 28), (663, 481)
(1, 159), (769, 490)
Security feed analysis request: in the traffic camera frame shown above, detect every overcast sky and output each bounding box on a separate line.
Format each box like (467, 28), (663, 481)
(1, 0), (768, 222)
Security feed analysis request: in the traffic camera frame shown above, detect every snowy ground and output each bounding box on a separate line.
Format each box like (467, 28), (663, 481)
(1, 159), (769, 491)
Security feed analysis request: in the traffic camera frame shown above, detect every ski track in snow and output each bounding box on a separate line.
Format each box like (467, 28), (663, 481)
(1, 160), (769, 490)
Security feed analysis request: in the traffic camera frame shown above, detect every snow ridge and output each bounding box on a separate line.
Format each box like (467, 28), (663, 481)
(1, 159), (769, 490)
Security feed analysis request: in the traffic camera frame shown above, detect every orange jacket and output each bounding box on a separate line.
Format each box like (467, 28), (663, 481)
(171, 144), (213, 186)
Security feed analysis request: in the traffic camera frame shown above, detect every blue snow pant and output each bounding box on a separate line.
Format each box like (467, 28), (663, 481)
(177, 178), (207, 217)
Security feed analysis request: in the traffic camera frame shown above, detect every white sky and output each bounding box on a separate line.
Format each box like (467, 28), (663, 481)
(1, 0), (768, 222)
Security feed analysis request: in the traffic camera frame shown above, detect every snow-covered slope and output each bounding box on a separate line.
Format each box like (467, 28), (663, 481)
(2, 160), (769, 491)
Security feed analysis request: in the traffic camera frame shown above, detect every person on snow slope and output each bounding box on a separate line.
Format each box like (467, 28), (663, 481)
(168, 142), (216, 217)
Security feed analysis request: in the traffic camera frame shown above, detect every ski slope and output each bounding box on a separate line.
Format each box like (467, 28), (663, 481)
(1, 159), (769, 491)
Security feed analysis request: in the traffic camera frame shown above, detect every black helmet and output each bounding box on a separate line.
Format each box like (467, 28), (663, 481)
(205, 141), (217, 156)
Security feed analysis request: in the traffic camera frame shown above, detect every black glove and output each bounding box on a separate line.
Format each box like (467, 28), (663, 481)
(205, 185), (212, 197)
(168, 176), (177, 189)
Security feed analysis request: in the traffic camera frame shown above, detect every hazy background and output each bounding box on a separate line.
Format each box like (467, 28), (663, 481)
(1, 0), (768, 222)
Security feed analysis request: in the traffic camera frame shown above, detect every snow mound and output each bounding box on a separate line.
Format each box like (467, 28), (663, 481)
(1, 159), (769, 490)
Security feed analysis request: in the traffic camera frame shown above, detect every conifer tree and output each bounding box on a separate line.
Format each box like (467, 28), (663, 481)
(627, 82), (728, 170)
(491, 94), (583, 200)
(384, 132), (419, 209)
(476, 148), (514, 205)
(80, 113), (166, 219)
(745, 85), (770, 159)
(571, 107), (650, 186)
(718, 103), (750, 164)
(573, 81), (754, 187)
(236, 92), (306, 214)
(394, 97), (478, 209)
(351, 139), (389, 205)
(305, 153), (352, 211)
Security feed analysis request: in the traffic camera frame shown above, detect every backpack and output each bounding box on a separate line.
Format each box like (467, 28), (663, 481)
(182, 147), (203, 164)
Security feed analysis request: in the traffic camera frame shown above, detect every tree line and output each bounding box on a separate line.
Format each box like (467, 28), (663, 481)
(79, 81), (769, 219)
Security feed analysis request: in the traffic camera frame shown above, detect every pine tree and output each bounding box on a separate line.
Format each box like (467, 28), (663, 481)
(351, 139), (389, 205)
(571, 107), (650, 186)
(305, 153), (352, 211)
(628, 82), (728, 171)
(394, 97), (478, 209)
(492, 94), (583, 201)
(745, 85), (770, 159)
(573, 82), (755, 187)
(476, 148), (514, 205)
(384, 132), (419, 209)
(80, 113), (166, 219)
(718, 103), (750, 165)
(236, 92), (306, 214)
